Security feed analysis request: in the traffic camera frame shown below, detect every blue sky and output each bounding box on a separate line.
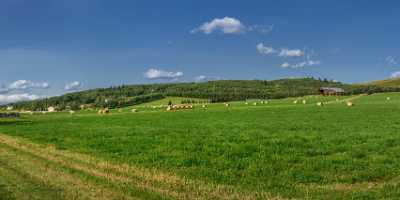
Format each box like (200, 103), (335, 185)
(1, 0), (400, 103)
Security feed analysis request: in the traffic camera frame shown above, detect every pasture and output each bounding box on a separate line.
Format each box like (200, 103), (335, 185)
(1, 93), (400, 199)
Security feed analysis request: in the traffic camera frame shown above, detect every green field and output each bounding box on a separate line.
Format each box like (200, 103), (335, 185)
(1, 93), (400, 199)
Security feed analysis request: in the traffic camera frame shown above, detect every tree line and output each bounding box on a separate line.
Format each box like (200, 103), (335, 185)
(3, 77), (399, 111)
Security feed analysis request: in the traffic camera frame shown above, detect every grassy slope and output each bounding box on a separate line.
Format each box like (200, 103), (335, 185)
(356, 78), (400, 88)
(137, 97), (207, 106)
(1, 93), (400, 199)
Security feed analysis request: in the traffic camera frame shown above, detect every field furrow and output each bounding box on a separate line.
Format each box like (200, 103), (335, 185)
(0, 134), (283, 200)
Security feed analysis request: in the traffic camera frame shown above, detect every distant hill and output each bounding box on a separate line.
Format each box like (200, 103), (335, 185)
(356, 78), (400, 88)
(1, 77), (386, 111)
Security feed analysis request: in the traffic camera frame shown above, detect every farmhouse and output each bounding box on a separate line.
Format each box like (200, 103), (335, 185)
(319, 87), (345, 96)
(47, 106), (56, 112)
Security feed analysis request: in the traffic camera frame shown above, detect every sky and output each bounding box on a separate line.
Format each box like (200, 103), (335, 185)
(1, 0), (400, 103)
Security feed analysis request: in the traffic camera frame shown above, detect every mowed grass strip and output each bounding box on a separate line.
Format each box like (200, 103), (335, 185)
(0, 143), (133, 200)
(0, 134), (283, 200)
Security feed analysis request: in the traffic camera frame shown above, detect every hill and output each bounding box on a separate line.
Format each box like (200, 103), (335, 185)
(9, 76), (400, 112)
(357, 78), (400, 88)
(3, 78), (350, 111)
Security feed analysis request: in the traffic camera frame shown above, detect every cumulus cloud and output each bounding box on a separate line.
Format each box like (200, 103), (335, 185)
(248, 24), (274, 34)
(8, 80), (49, 90)
(144, 68), (183, 80)
(386, 56), (397, 65)
(0, 93), (41, 105)
(256, 43), (277, 55)
(0, 80), (50, 104)
(257, 43), (320, 69)
(65, 81), (82, 91)
(256, 44), (304, 57)
(280, 60), (321, 69)
(280, 62), (290, 68)
(278, 48), (305, 57)
(194, 75), (221, 82)
(191, 17), (246, 34)
(390, 71), (400, 79)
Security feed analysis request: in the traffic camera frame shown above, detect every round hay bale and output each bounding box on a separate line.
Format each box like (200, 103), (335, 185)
(317, 102), (323, 106)
(302, 100), (307, 104)
(132, 109), (138, 113)
(347, 101), (354, 107)
(253, 102), (257, 106)
(293, 100), (298, 104)
(387, 97), (391, 101)
(69, 110), (75, 114)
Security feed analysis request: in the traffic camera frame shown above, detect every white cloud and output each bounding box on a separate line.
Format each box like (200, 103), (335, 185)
(194, 75), (221, 82)
(256, 43), (277, 55)
(390, 71), (400, 79)
(0, 85), (9, 94)
(144, 68), (183, 80)
(191, 17), (246, 34)
(65, 81), (82, 91)
(280, 62), (290, 68)
(386, 56), (397, 65)
(256, 44), (304, 57)
(248, 24), (274, 34)
(8, 80), (49, 90)
(0, 93), (41, 105)
(280, 60), (321, 69)
(278, 48), (305, 57)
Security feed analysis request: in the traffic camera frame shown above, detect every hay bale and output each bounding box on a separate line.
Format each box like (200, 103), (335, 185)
(253, 102), (257, 106)
(317, 102), (323, 106)
(387, 97), (391, 101)
(347, 102), (354, 107)
(245, 102), (249, 105)
(132, 109), (138, 113)
(202, 104), (208, 108)
(69, 110), (75, 114)
(224, 103), (230, 107)
(293, 100), (298, 104)
(302, 100), (307, 104)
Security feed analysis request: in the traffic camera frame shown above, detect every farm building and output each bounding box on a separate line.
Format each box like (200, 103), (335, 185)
(319, 87), (345, 96)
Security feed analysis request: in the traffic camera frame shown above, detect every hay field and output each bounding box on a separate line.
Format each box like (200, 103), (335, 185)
(1, 93), (400, 199)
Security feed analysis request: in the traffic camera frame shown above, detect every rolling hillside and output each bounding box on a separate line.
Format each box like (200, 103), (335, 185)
(357, 78), (400, 88)
(3, 78), (349, 111)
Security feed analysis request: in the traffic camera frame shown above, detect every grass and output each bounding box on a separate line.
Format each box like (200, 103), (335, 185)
(137, 96), (207, 107)
(1, 93), (400, 199)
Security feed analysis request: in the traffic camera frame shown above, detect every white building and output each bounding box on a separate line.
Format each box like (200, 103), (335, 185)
(48, 106), (56, 112)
